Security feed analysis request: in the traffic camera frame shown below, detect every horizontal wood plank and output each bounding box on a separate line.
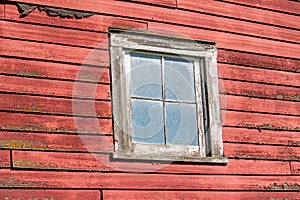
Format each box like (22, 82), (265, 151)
(125, 0), (176, 7)
(224, 95), (300, 116)
(224, 142), (300, 161)
(218, 50), (300, 73)
(0, 112), (112, 134)
(103, 191), (300, 200)
(223, 127), (300, 146)
(12, 150), (291, 175)
(224, 110), (300, 131)
(1, 38), (109, 66)
(0, 169), (299, 190)
(0, 75), (110, 100)
(148, 22), (300, 59)
(13, 151), (111, 171)
(0, 131), (113, 152)
(222, 79), (300, 101)
(5, 0), (300, 44)
(177, 0), (300, 29)
(0, 151), (10, 168)
(0, 93), (111, 118)
(0, 57), (110, 83)
(0, 189), (100, 200)
(1, 20), (108, 48)
(216, 0), (300, 15)
(219, 64), (300, 87)
(5, 4), (147, 32)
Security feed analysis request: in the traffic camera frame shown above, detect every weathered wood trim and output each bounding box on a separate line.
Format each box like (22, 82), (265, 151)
(110, 28), (216, 53)
(111, 45), (132, 155)
(110, 29), (225, 162)
(205, 48), (223, 157)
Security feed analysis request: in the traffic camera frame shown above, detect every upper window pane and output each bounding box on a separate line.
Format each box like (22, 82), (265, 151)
(130, 54), (162, 99)
(164, 57), (195, 102)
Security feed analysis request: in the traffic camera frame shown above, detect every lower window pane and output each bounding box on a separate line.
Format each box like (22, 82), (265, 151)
(131, 99), (164, 144)
(166, 102), (199, 146)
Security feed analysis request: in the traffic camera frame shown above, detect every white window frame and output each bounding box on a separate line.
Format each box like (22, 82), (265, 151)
(110, 28), (227, 163)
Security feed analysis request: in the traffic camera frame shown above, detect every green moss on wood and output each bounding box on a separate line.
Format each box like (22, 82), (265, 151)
(13, 70), (45, 77)
(264, 182), (300, 191)
(13, 159), (111, 171)
(0, 140), (47, 149)
(0, 177), (48, 188)
(78, 72), (101, 82)
(1, 124), (77, 133)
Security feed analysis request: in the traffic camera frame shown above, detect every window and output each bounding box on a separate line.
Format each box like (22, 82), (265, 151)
(110, 28), (227, 163)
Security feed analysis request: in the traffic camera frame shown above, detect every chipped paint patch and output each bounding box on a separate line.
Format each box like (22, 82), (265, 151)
(13, 159), (111, 171)
(294, 127), (300, 131)
(288, 140), (300, 146)
(26, 104), (44, 113)
(13, 160), (43, 169)
(238, 123), (293, 131)
(12, 69), (45, 77)
(276, 93), (300, 101)
(0, 140), (47, 149)
(239, 90), (300, 101)
(241, 90), (265, 98)
(77, 72), (102, 82)
(16, 3), (95, 19)
(0, 177), (48, 188)
(2, 123), (49, 132)
(264, 182), (300, 191)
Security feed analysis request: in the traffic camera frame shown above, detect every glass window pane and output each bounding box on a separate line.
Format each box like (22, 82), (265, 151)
(164, 57), (195, 102)
(166, 102), (198, 146)
(132, 99), (164, 144)
(130, 54), (162, 99)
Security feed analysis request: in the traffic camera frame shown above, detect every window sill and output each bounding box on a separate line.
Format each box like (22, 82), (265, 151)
(113, 152), (229, 164)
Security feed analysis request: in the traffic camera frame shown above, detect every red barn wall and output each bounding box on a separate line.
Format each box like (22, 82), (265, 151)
(0, 0), (300, 199)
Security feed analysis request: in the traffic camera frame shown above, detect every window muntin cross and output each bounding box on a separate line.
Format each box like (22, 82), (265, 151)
(129, 53), (200, 146)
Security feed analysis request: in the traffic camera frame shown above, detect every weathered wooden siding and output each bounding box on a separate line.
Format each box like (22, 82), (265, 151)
(0, 0), (299, 199)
